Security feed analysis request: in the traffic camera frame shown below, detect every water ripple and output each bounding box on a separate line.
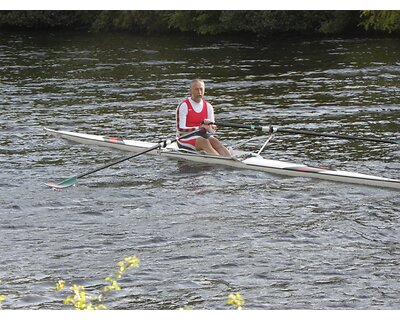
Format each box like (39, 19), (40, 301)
(0, 32), (399, 310)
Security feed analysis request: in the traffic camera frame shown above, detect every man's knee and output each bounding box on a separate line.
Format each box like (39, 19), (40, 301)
(195, 137), (209, 148)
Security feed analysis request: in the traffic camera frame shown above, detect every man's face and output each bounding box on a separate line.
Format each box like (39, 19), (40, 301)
(190, 81), (205, 102)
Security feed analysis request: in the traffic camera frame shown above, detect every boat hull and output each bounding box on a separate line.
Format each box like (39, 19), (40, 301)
(44, 128), (400, 190)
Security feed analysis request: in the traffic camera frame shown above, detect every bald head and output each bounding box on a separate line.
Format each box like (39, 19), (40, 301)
(190, 79), (205, 88)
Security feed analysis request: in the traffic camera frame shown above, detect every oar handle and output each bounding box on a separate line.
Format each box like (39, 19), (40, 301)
(214, 121), (399, 145)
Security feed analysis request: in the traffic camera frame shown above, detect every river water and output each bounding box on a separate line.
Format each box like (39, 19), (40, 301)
(0, 31), (399, 310)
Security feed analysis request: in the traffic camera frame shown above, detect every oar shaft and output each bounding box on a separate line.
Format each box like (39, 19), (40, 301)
(46, 128), (205, 189)
(215, 121), (398, 145)
(215, 121), (268, 132)
(77, 128), (204, 179)
(275, 128), (397, 144)
(77, 143), (161, 179)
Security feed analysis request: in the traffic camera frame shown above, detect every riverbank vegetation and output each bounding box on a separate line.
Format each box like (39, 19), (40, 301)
(1, 255), (245, 310)
(0, 10), (399, 36)
(55, 256), (140, 310)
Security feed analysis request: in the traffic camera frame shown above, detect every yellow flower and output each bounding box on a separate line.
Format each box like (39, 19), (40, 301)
(227, 293), (245, 310)
(55, 280), (65, 291)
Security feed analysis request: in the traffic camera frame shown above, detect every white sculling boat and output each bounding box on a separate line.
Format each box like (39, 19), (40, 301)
(44, 127), (400, 190)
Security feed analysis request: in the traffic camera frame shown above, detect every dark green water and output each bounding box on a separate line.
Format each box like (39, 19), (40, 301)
(0, 31), (399, 309)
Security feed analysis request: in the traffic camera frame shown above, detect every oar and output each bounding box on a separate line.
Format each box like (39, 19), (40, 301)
(214, 121), (400, 145)
(45, 129), (205, 189)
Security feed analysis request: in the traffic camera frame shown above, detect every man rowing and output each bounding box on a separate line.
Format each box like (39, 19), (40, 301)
(176, 79), (231, 156)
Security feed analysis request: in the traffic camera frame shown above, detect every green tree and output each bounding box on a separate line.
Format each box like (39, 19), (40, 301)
(0, 11), (95, 29)
(360, 10), (400, 33)
(1, 10), (397, 36)
(167, 11), (360, 36)
(91, 11), (170, 33)
(167, 11), (231, 35)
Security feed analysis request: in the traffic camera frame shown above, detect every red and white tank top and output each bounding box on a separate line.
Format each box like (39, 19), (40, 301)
(176, 98), (214, 135)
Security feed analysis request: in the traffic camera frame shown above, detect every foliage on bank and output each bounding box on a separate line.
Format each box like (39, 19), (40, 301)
(0, 10), (399, 36)
(56, 256), (140, 310)
(1, 255), (245, 310)
(360, 10), (400, 33)
(0, 294), (5, 309)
